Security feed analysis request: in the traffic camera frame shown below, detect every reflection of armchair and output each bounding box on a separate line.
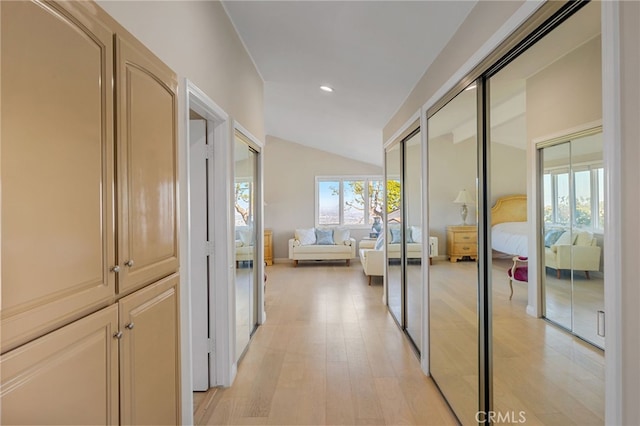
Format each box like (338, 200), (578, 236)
(544, 230), (601, 278)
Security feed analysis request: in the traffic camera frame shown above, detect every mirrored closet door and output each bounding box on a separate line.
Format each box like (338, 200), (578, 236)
(404, 130), (423, 347)
(234, 131), (260, 360)
(385, 142), (402, 325)
(384, 126), (423, 349)
(540, 129), (604, 348)
(426, 1), (604, 424)
(427, 83), (478, 426)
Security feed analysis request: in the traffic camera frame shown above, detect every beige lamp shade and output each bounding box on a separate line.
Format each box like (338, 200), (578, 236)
(454, 189), (475, 205)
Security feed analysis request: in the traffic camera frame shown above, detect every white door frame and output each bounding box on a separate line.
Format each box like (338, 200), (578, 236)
(180, 79), (235, 424)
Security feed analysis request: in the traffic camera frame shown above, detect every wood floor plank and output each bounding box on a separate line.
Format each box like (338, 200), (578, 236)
(326, 361), (356, 425)
(374, 377), (418, 425)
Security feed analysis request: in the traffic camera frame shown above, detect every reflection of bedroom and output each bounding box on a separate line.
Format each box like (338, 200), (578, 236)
(427, 2), (604, 424)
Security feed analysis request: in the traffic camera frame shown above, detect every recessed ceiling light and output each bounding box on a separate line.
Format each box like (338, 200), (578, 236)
(320, 85), (334, 93)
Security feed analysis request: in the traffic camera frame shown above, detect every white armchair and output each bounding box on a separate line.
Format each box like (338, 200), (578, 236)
(359, 248), (384, 285)
(545, 230), (601, 278)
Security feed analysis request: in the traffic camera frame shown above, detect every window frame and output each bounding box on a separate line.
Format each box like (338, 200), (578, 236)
(543, 161), (604, 233)
(315, 175), (384, 228)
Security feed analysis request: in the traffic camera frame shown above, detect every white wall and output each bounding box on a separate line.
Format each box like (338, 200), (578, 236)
(264, 136), (382, 260)
(97, 0), (264, 141)
(527, 36), (602, 142)
(384, 1), (526, 141)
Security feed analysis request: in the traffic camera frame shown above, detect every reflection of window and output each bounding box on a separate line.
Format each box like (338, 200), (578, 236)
(316, 177), (383, 226)
(235, 179), (252, 226)
(543, 164), (604, 231)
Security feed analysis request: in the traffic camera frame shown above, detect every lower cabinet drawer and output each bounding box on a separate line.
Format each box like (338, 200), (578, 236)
(453, 243), (477, 255)
(453, 232), (477, 244)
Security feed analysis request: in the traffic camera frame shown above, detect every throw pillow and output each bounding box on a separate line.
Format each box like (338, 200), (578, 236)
(374, 233), (385, 250)
(406, 227), (414, 243)
(239, 229), (254, 246)
(295, 227), (317, 245)
(390, 228), (402, 244)
(553, 230), (577, 246)
(544, 228), (564, 247)
(410, 226), (422, 243)
(315, 228), (335, 245)
(575, 231), (593, 246)
(333, 227), (350, 245)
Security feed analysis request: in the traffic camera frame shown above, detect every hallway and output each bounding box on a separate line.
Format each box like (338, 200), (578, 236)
(196, 262), (456, 425)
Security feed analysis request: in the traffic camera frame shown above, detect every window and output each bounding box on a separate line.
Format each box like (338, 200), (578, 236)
(316, 177), (383, 227)
(543, 163), (604, 231)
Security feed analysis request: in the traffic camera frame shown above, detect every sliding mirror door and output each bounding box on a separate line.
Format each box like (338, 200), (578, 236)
(487, 1), (603, 421)
(541, 130), (604, 348)
(385, 143), (402, 324)
(428, 83), (478, 425)
(234, 132), (259, 360)
(404, 130), (422, 347)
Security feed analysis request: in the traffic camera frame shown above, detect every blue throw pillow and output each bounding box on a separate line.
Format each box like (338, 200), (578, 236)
(315, 228), (335, 245)
(544, 229), (564, 247)
(390, 228), (402, 244)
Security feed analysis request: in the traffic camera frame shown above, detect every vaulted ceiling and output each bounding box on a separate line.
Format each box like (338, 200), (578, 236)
(222, 1), (478, 166)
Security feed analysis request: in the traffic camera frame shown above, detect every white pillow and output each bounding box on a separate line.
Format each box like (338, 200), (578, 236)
(239, 229), (254, 246)
(553, 230), (576, 246)
(333, 228), (350, 245)
(295, 228), (317, 245)
(575, 231), (593, 246)
(410, 226), (422, 243)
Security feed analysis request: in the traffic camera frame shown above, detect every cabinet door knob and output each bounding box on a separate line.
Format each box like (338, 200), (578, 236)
(111, 265), (120, 273)
(125, 259), (134, 267)
(113, 331), (123, 339)
(125, 322), (135, 330)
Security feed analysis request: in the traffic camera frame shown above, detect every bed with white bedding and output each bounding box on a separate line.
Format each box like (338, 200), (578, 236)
(491, 195), (528, 257)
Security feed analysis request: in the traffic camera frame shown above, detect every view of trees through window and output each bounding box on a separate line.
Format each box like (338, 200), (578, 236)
(235, 181), (251, 226)
(543, 165), (604, 230)
(317, 177), (399, 226)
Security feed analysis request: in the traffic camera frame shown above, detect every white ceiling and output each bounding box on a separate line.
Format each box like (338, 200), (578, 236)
(222, 1), (478, 166)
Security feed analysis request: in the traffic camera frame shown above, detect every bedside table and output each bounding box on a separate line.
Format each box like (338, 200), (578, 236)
(446, 225), (477, 262)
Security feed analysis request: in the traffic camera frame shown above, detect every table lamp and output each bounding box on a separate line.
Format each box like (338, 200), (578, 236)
(454, 189), (475, 225)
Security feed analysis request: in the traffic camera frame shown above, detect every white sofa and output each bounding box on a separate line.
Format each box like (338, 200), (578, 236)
(288, 227), (356, 266)
(544, 229), (601, 278)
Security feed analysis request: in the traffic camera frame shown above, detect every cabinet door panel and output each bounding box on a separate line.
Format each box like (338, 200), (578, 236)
(0, 0), (115, 353)
(116, 35), (179, 295)
(119, 274), (181, 425)
(0, 304), (119, 425)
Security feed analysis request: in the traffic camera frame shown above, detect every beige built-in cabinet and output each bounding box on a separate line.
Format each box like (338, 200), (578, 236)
(1, 1), (180, 424)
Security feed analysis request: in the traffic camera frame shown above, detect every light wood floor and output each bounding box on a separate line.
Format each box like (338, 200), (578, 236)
(431, 257), (604, 425)
(196, 261), (457, 425)
(197, 257), (604, 426)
